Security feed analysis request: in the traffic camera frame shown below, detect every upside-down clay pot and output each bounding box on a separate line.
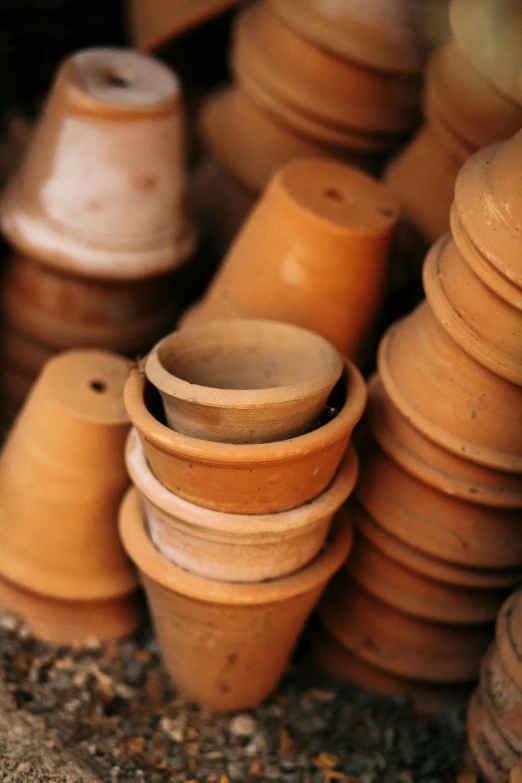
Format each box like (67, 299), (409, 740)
(319, 578), (492, 682)
(468, 689), (521, 783)
(481, 644), (522, 746)
(126, 427), (357, 581)
(497, 588), (522, 693)
(367, 375), (522, 508)
(124, 359), (366, 513)
(0, 48), (195, 280)
(379, 301), (522, 473)
(146, 319), (343, 443)
(119, 486), (353, 710)
(182, 158), (399, 361)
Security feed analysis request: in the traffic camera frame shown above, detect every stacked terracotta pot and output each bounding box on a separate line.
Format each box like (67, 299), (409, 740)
(385, 0), (522, 263)
(313, 128), (522, 715)
(120, 318), (367, 710)
(192, 0), (425, 249)
(0, 47), (195, 423)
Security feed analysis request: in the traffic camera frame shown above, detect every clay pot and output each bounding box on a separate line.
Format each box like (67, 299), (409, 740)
(367, 374), (522, 508)
(512, 761), (522, 783)
(379, 301), (522, 473)
(319, 578), (492, 682)
(0, 350), (137, 602)
(312, 625), (472, 715)
(481, 644), (522, 747)
(0, 48), (195, 280)
(468, 689), (521, 783)
(119, 486), (353, 710)
(424, 234), (522, 386)
(124, 358), (366, 513)
(126, 427), (357, 581)
(129, 0), (240, 50)
(497, 588), (522, 692)
(146, 319), (343, 443)
(355, 437), (522, 571)
(182, 158), (398, 361)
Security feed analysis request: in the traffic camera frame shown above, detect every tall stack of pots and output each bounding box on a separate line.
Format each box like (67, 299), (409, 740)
(313, 129), (522, 714)
(0, 48), (195, 424)
(192, 0), (425, 250)
(385, 0), (522, 265)
(121, 318), (366, 710)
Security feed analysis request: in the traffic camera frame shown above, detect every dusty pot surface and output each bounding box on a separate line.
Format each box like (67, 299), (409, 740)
(146, 319), (343, 443)
(497, 587), (522, 693)
(468, 689), (521, 783)
(367, 374), (522, 508)
(126, 427), (357, 582)
(182, 158), (398, 361)
(125, 356), (366, 514)
(0, 349), (137, 600)
(424, 234), (522, 386)
(119, 486), (353, 711)
(0, 48), (195, 279)
(481, 644), (522, 747)
(379, 301), (522, 473)
(319, 577), (492, 683)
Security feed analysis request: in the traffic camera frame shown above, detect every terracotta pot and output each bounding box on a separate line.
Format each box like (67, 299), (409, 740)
(126, 427), (357, 581)
(119, 486), (352, 711)
(355, 436), (522, 571)
(468, 689), (521, 783)
(129, 0), (241, 50)
(319, 577), (492, 682)
(0, 350), (137, 601)
(450, 0), (522, 105)
(182, 158), (398, 361)
(512, 761), (522, 783)
(0, 48), (195, 280)
(124, 359), (366, 513)
(497, 588), (522, 692)
(348, 527), (510, 625)
(424, 234), (522, 386)
(367, 374), (522, 508)
(481, 644), (522, 747)
(146, 319), (343, 443)
(232, 3), (421, 145)
(379, 301), (522, 473)
(312, 625), (472, 715)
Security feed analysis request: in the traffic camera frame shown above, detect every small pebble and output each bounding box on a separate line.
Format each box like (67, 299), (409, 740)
(228, 713), (257, 738)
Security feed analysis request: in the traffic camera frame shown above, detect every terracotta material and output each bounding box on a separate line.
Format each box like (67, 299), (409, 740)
(129, 0), (242, 49)
(424, 234), (522, 386)
(367, 374), (522, 508)
(182, 158), (398, 361)
(124, 359), (366, 513)
(497, 588), (522, 693)
(481, 644), (522, 746)
(126, 427), (357, 581)
(119, 486), (353, 711)
(468, 689), (521, 783)
(379, 301), (522, 473)
(146, 319), (343, 444)
(512, 761), (522, 783)
(0, 350), (137, 601)
(0, 48), (195, 280)
(355, 437), (522, 571)
(319, 578), (492, 682)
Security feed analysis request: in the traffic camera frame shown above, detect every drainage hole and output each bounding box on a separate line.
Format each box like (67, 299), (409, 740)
(90, 380), (106, 393)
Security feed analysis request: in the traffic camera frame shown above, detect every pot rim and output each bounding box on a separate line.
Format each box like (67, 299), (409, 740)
(124, 358), (366, 464)
(119, 487), (353, 604)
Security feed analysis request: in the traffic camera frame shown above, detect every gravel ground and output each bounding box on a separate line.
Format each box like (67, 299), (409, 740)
(0, 612), (471, 783)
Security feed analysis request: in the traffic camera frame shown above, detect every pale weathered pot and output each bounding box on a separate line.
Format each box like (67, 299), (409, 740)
(480, 644), (522, 747)
(119, 486), (353, 711)
(0, 48), (195, 279)
(467, 689), (521, 783)
(146, 319), (343, 443)
(124, 359), (366, 513)
(497, 587), (522, 693)
(125, 427), (357, 582)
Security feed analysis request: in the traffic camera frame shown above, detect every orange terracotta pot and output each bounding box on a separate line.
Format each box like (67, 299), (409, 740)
(311, 625), (472, 715)
(182, 158), (398, 361)
(119, 486), (352, 711)
(424, 234), (522, 386)
(355, 437), (522, 571)
(512, 761), (522, 783)
(481, 644), (522, 747)
(497, 588), (522, 693)
(124, 359), (366, 513)
(468, 689), (521, 783)
(0, 48), (195, 280)
(319, 578), (492, 682)
(367, 374), (522, 508)
(379, 301), (522, 473)
(146, 319), (343, 443)
(0, 350), (137, 602)
(126, 427), (357, 581)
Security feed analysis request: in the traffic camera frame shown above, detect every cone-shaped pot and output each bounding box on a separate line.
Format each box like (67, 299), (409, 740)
(497, 587), (522, 693)
(126, 427), (357, 582)
(0, 48), (195, 279)
(146, 319), (343, 443)
(125, 358), (366, 514)
(480, 644), (522, 747)
(468, 689), (520, 783)
(119, 487), (353, 711)
(379, 301), (522, 473)
(0, 350), (137, 601)
(182, 158), (398, 360)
